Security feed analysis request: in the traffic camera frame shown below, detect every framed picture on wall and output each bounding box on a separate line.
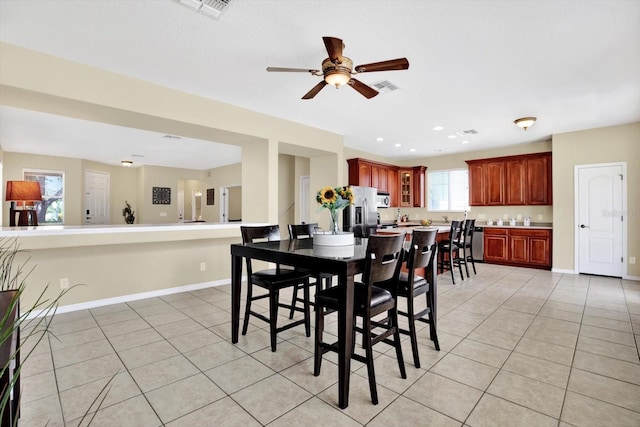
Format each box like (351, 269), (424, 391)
(152, 187), (171, 204)
(207, 188), (215, 205)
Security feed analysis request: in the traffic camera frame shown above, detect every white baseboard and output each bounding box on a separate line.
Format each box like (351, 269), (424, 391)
(551, 268), (576, 274)
(28, 277), (240, 319)
(624, 275), (640, 281)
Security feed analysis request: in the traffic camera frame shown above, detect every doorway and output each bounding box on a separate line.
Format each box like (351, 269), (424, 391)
(575, 162), (626, 277)
(84, 169), (110, 224)
(219, 185), (242, 222)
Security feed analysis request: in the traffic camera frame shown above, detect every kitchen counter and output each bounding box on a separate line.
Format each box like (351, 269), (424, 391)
(483, 223), (552, 230)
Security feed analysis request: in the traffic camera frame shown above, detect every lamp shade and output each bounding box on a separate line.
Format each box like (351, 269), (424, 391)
(5, 181), (43, 202)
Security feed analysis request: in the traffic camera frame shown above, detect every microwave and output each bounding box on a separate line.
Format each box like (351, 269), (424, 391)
(376, 193), (390, 208)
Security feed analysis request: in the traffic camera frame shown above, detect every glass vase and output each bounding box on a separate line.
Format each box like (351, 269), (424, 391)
(330, 210), (340, 235)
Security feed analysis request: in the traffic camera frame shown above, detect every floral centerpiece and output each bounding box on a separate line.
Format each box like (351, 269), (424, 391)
(316, 186), (354, 234)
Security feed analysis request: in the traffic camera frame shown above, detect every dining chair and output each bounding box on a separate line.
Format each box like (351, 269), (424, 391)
(379, 229), (439, 368)
(314, 233), (407, 405)
(287, 223), (334, 318)
(437, 220), (465, 284)
(460, 219), (477, 277)
(240, 225), (311, 352)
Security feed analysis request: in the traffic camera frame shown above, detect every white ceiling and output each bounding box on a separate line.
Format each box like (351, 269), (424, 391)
(1, 0), (639, 170)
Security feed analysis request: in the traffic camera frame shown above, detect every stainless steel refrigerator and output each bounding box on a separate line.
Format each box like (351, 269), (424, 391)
(342, 186), (378, 237)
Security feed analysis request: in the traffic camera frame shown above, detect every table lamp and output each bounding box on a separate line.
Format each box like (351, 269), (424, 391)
(5, 181), (43, 226)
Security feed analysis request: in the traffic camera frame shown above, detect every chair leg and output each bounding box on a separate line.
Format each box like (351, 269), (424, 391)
(303, 279), (311, 337)
(242, 281), (253, 335)
(406, 297), (421, 368)
(469, 247), (477, 274)
(426, 291), (440, 351)
(289, 284), (299, 319)
(269, 289), (279, 352)
(463, 247), (471, 278)
(391, 307), (407, 380)
(362, 316), (378, 405)
(448, 249), (456, 284)
(313, 302), (324, 376)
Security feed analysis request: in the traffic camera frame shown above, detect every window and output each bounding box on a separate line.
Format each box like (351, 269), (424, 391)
(428, 169), (469, 211)
(24, 169), (64, 224)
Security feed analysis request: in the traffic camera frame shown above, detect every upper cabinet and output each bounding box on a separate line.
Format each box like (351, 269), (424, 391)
(347, 158), (426, 207)
(466, 152), (552, 206)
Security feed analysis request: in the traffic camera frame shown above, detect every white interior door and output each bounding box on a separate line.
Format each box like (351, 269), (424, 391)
(85, 170), (110, 224)
(219, 187), (228, 222)
(177, 190), (184, 221)
(576, 163), (624, 277)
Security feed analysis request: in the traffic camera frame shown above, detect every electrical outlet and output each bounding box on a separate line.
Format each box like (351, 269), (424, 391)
(60, 278), (69, 290)
(503, 213), (509, 220)
(516, 214), (522, 220)
(200, 262), (206, 271)
(160, 212), (167, 217)
(630, 257), (637, 265)
(537, 214), (543, 220)
(478, 214), (486, 220)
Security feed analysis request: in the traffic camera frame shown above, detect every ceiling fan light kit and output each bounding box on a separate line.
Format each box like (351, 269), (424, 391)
(267, 36), (409, 99)
(514, 116), (537, 130)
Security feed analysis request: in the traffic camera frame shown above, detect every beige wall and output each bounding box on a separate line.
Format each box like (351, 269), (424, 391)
(228, 187), (242, 221)
(552, 122), (640, 277)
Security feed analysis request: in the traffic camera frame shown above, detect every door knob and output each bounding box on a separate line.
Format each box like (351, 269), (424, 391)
(580, 224), (589, 228)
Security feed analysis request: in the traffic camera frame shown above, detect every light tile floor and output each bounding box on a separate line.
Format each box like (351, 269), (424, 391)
(19, 263), (640, 426)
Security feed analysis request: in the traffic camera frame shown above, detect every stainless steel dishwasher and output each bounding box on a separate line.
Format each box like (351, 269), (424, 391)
(472, 226), (484, 262)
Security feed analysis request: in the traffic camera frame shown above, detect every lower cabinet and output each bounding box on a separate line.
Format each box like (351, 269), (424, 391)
(484, 228), (551, 269)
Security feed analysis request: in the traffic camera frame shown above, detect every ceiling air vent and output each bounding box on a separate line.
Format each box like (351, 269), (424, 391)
(371, 80), (400, 94)
(462, 129), (478, 135)
(174, 0), (231, 19)
(162, 134), (182, 140)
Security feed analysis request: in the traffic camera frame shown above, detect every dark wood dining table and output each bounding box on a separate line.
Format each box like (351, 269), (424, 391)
(230, 237), (370, 409)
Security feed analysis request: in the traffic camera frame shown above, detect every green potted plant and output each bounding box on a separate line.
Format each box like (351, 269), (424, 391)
(0, 237), (71, 425)
(122, 201), (135, 224)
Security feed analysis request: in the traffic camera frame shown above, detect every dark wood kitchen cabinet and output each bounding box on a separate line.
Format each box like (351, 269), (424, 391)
(484, 227), (552, 269)
(484, 228), (509, 263)
(347, 158), (425, 207)
(466, 152), (551, 206)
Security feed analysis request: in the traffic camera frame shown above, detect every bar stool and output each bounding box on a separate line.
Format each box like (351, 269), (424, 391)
(395, 229), (440, 367)
(240, 225), (311, 352)
(314, 233), (407, 405)
(460, 219), (477, 277)
(437, 220), (464, 284)
(287, 223), (334, 318)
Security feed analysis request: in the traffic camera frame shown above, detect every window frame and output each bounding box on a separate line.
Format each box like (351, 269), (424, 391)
(427, 168), (469, 212)
(23, 168), (65, 225)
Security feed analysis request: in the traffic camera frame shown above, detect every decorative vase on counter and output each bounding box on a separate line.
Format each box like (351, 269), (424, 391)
(316, 186), (354, 235)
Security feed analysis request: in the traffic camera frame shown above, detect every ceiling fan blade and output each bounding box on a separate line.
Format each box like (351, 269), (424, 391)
(348, 78), (379, 99)
(354, 58), (409, 73)
(267, 67), (319, 74)
(302, 81), (328, 99)
(322, 36), (343, 63)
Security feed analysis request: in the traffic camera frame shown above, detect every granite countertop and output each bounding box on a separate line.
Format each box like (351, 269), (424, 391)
(379, 220), (553, 230)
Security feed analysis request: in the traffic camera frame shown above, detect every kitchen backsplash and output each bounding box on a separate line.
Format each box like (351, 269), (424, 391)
(379, 205), (554, 225)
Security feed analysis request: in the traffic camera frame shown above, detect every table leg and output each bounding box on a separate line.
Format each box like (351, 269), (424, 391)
(337, 272), (354, 409)
(231, 254), (243, 343)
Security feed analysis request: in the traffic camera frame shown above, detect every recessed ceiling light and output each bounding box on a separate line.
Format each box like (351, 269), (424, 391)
(409, 148), (416, 152)
(376, 137), (384, 142)
(462, 140), (469, 144)
(121, 160), (133, 167)
(394, 143), (402, 147)
(448, 134), (457, 139)
(433, 126), (444, 131)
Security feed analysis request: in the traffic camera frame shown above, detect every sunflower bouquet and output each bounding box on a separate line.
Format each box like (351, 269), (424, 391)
(316, 186), (354, 234)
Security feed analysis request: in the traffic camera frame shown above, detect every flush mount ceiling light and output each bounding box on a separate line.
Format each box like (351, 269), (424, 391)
(433, 126), (444, 131)
(514, 117), (537, 131)
(121, 160), (133, 167)
(375, 137), (384, 142)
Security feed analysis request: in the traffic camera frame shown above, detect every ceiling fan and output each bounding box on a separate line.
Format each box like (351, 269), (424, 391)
(267, 36), (409, 100)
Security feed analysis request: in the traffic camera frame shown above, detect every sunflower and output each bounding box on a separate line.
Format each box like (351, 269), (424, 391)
(318, 186), (338, 206)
